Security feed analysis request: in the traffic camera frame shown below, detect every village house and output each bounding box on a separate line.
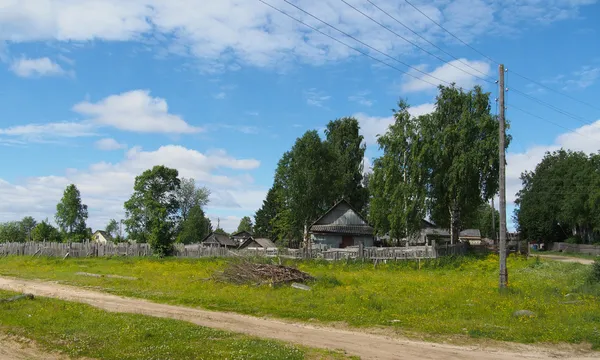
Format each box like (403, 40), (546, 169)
(309, 199), (374, 249)
(409, 220), (482, 245)
(230, 230), (253, 246)
(200, 232), (238, 249)
(238, 237), (277, 250)
(91, 230), (113, 244)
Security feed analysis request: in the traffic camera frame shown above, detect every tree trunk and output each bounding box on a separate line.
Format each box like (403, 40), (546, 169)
(449, 203), (460, 245)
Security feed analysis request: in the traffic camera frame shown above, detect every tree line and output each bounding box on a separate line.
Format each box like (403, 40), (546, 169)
(515, 149), (600, 245)
(0, 168), (218, 255)
(253, 85), (504, 244)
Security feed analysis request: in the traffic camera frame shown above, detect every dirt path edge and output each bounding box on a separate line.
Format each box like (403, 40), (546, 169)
(0, 277), (597, 360)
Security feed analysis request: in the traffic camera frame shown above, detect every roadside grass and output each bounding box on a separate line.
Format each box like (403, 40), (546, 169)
(0, 254), (599, 349)
(532, 250), (600, 261)
(0, 290), (356, 360)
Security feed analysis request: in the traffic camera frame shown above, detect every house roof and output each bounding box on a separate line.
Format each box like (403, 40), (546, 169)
(460, 229), (482, 238)
(423, 228), (482, 238)
(201, 232), (237, 247)
(231, 230), (253, 238)
(240, 237), (277, 249)
(93, 230), (113, 240)
(309, 198), (374, 236)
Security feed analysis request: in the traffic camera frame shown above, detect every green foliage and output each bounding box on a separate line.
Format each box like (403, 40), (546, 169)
(124, 165), (181, 256)
(237, 216), (254, 234)
(462, 203), (499, 239)
(565, 236), (583, 244)
(105, 219), (120, 239)
(214, 227), (229, 236)
(176, 177), (211, 221)
(0, 221), (25, 243)
(0, 290), (339, 360)
(31, 219), (62, 242)
(591, 260), (600, 283)
(254, 186), (280, 239)
(20, 216), (37, 241)
(55, 184), (89, 242)
(515, 150), (600, 244)
(177, 205), (211, 244)
(1, 256), (598, 348)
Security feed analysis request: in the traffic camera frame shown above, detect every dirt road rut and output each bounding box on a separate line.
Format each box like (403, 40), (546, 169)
(0, 277), (597, 360)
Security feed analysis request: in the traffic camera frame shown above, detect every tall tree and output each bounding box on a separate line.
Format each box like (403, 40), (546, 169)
(214, 227), (228, 236)
(105, 219), (119, 240)
(0, 221), (25, 243)
(177, 205), (211, 244)
(369, 100), (427, 239)
(325, 117), (368, 211)
(236, 216), (253, 233)
(31, 219), (62, 242)
(253, 186), (281, 239)
(124, 165), (181, 256)
(176, 178), (210, 221)
(55, 184), (89, 242)
(20, 216), (37, 242)
(462, 203), (500, 240)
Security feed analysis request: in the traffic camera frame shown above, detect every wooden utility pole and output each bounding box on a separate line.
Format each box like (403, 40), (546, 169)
(491, 197), (496, 243)
(498, 64), (508, 289)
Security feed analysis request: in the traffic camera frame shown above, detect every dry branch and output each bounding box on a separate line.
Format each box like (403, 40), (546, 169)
(213, 260), (314, 286)
(0, 294), (34, 303)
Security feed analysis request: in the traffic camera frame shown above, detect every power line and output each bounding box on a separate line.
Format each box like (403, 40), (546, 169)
(276, 0), (453, 86)
(340, 0), (494, 84)
(510, 88), (592, 126)
(508, 103), (594, 140)
(403, 0), (498, 65)
(509, 71), (600, 111)
(256, 0), (440, 88)
(364, 0), (494, 81)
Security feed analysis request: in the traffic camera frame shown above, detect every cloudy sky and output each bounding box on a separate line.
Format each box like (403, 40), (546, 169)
(0, 0), (599, 232)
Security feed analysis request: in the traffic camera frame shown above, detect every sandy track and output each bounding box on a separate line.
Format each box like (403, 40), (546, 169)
(0, 335), (71, 360)
(537, 255), (595, 265)
(0, 277), (598, 360)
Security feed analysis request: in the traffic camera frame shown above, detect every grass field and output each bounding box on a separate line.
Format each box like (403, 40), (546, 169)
(0, 254), (599, 349)
(0, 290), (355, 360)
(532, 250), (600, 261)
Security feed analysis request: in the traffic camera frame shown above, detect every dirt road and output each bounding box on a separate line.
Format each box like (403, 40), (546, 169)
(0, 335), (72, 360)
(537, 255), (595, 265)
(0, 277), (598, 360)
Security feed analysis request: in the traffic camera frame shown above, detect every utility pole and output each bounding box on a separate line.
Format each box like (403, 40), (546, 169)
(498, 64), (508, 289)
(491, 197), (496, 243)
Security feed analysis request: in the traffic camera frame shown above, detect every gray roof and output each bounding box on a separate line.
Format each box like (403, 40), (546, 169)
(423, 228), (481, 238)
(254, 238), (276, 248)
(460, 229), (482, 238)
(231, 230), (253, 238)
(202, 233), (237, 247)
(93, 230), (113, 240)
(310, 224), (374, 236)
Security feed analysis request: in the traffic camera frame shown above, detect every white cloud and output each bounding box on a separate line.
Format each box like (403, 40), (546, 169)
(506, 119), (600, 204)
(305, 88), (331, 107)
(73, 90), (202, 134)
(95, 138), (126, 151)
(401, 59), (491, 93)
(348, 91), (373, 107)
(564, 65), (600, 90)
(0, 145), (265, 232)
(0, 1), (594, 69)
(0, 121), (96, 142)
(213, 92), (226, 100)
(355, 103), (435, 146)
(10, 57), (68, 78)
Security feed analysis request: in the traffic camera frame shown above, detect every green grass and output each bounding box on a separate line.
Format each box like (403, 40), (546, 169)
(0, 290), (355, 360)
(532, 250), (600, 261)
(0, 254), (599, 349)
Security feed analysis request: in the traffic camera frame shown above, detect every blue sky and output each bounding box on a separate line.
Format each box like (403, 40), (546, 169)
(0, 0), (599, 232)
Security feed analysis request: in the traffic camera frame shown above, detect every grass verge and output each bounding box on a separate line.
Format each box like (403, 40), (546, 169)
(0, 290), (355, 360)
(0, 254), (599, 349)
(532, 250), (599, 261)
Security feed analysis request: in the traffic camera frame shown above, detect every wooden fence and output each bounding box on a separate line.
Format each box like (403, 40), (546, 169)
(0, 241), (467, 261)
(551, 242), (600, 256)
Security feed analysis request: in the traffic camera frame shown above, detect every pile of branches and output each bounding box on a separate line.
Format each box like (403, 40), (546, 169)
(213, 260), (314, 286)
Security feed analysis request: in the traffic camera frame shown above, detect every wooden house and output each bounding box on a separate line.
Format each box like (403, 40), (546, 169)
(231, 230), (253, 246)
(309, 199), (374, 249)
(238, 237), (277, 250)
(409, 226), (481, 245)
(201, 232), (237, 248)
(91, 230), (113, 244)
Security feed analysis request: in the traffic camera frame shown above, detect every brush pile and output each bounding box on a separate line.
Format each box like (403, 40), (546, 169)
(213, 260), (314, 286)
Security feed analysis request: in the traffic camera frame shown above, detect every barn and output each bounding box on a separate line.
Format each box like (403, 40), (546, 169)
(231, 230), (253, 246)
(309, 199), (374, 249)
(200, 232), (238, 248)
(238, 237), (277, 250)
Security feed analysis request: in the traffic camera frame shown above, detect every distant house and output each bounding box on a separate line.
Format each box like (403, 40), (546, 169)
(92, 230), (113, 244)
(409, 226), (481, 245)
(309, 199), (374, 249)
(231, 230), (253, 246)
(238, 237), (277, 250)
(201, 232), (238, 248)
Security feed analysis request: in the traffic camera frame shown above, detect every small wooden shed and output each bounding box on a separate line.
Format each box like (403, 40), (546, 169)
(231, 230), (253, 246)
(309, 199), (374, 249)
(238, 237), (277, 250)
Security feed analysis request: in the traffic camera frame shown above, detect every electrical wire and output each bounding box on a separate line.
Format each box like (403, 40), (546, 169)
(508, 103), (594, 140)
(510, 88), (592, 126)
(256, 0), (441, 87)
(277, 0), (454, 86)
(340, 0), (494, 84)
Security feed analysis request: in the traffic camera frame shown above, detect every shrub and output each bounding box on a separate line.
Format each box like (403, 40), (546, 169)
(591, 260), (600, 283)
(565, 236), (582, 244)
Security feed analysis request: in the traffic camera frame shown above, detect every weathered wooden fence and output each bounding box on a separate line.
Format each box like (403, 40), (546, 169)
(551, 242), (600, 256)
(0, 241), (467, 261)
